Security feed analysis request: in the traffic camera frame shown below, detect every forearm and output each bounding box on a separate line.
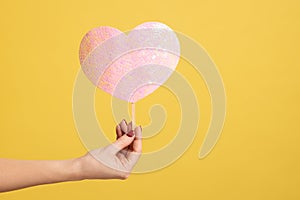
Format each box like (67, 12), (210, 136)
(0, 158), (82, 192)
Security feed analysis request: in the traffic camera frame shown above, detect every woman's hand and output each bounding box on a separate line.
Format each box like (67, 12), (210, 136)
(0, 120), (142, 193)
(76, 120), (142, 180)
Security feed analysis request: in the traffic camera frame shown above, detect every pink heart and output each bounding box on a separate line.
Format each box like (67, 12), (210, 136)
(79, 22), (180, 103)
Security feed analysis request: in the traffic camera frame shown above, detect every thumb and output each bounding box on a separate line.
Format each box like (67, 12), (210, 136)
(110, 130), (135, 154)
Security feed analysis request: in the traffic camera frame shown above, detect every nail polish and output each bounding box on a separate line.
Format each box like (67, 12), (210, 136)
(127, 130), (134, 137)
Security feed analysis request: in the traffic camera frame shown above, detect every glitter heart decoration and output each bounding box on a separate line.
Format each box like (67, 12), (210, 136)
(79, 22), (180, 103)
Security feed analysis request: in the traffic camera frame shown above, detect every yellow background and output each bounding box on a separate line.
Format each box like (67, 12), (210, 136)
(1, 0), (299, 199)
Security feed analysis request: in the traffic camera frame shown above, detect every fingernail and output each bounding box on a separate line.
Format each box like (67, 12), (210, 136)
(126, 130), (134, 137)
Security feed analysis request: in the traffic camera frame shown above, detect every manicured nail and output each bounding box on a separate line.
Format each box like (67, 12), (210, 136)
(126, 130), (134, 137)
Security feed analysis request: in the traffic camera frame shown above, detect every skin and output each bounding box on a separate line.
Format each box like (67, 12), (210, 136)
(0, 120), (142, 193)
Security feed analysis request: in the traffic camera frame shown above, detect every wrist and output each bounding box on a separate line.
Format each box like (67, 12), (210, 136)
(62, 158), (84, 181)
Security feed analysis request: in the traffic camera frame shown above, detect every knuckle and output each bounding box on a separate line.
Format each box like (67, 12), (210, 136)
(119, 172), (130, 180)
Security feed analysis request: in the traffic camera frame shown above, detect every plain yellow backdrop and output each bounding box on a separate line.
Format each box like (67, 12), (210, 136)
(0, 0), (299, 199)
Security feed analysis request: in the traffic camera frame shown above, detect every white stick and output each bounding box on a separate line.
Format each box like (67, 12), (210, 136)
(131, 102), (135, 130)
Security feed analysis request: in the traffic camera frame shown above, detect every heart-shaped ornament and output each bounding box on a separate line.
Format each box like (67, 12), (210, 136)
(79, 22), (180, 103)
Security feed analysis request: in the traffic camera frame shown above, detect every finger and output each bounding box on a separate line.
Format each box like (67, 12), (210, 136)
(116, 125), (122, 139)
(126, 121), (135, 152)
(127, 121), (133, 132)
(132, 126), (142, 153)
(126, 126), (142, 163)
(120, 119), (128, 134)
(110, 130), (135, 154)
(119, 119), (129, 155)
